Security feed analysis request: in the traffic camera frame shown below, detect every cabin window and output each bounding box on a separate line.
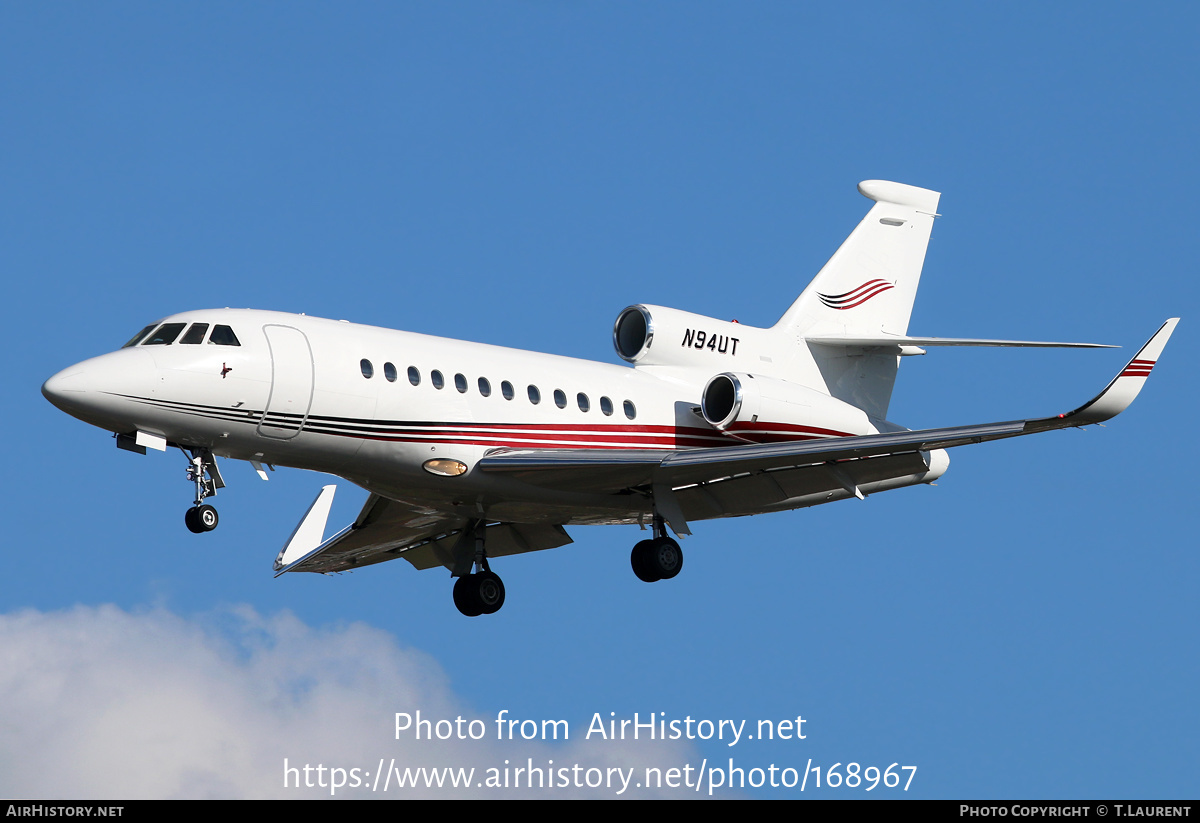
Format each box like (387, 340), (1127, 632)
(180, 323), (209, 345)
(143, 323), (186, 346)
(384, 362), (397, 382)
(501, 381), (514, 400)
(624, 400), (636, 419)
(528, 385), (540, 404)
(209, 325), (240, 346)
(478, 377), (491, 397)
(408, 366), (421, 386)
(554, 389), (567, 409)
(360, 359), (374, 379)
(431, 370), (445, 389)
(123, 324), (158, 348)
(455, 373), (467, 393)
(600, 396), (613, 416)
(577, 393), (590, 412)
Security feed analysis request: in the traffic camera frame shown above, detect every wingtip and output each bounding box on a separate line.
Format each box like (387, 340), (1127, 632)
(274, 485), (338, 573)
(1062, 318), (1178, 425)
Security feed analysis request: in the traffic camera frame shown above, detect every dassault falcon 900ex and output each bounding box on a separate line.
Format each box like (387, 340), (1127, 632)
(43, 181), (1178, 616)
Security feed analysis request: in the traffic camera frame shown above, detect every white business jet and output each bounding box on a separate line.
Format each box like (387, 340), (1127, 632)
(43, 181), (1178, 616)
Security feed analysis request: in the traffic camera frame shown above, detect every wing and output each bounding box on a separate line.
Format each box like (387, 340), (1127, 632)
(480, 319), (1179, 529)
(274, 489), (572, 576)
(277, 319), (1174, 573)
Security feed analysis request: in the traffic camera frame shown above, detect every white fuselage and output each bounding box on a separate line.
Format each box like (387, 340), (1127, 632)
(44, 308), (898, 527)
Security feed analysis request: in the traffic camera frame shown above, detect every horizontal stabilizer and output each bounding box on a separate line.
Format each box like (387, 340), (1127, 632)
(807, 335), (1116, 349)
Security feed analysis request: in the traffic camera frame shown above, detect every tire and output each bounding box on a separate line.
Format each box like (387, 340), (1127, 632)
(631, 539), (660, 582)
(184, 507), (204, 534)
(453, 575), (482, 617)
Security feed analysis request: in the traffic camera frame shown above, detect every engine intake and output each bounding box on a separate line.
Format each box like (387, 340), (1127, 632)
(613, 305), (654, 362)
(701, 373), (742, 428)
(612, 304), (766, 368)
(701, 371), (876, 438)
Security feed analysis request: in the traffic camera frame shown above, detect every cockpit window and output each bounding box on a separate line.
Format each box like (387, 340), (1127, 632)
(142, 323), (186, 346)
(180, 323), (209, 345)
(208, 325), (240, 346)
(122, 324), (158, 348)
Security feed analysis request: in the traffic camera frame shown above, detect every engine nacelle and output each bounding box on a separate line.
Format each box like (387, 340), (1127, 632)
(613, 304), (771, 369)
(700, 372), (875, 439)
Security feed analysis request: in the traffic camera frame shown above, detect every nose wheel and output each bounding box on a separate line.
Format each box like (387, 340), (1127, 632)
(185, 504), (219, 533)
(181, 447), (225, 534)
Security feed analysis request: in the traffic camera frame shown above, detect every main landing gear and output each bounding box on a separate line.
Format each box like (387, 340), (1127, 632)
(631, 513), (683, 583)
(182, 447), (225, 534)
(453, 522), (506, 617)
(449, 511), (683, 615)
(453, 570), (505, 617)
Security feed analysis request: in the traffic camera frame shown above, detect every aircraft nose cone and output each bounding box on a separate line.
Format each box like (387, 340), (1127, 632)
(41, 368), (91, 413)
(44, 349), (156, 430)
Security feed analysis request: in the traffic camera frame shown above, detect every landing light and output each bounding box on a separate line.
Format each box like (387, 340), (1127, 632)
(423, 458), (468, 477)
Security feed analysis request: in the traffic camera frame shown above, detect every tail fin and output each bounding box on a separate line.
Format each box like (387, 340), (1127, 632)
(776, 181), (941, 420)
(776, 180), (941, 337)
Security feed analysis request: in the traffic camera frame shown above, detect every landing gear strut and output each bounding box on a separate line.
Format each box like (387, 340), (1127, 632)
(631, 512), (683, 582)
(452, 521), (506, 616)
(182, 447), (224, 533)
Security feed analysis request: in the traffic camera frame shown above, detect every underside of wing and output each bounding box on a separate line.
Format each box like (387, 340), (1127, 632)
(668, 450), (941, 521)
(274, 490), (572, 575)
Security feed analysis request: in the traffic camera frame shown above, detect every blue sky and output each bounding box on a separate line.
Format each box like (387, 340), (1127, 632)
(3, 3), (1197, 798)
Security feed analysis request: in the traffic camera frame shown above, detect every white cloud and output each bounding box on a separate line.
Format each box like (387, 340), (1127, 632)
(0, 604), (700, 799)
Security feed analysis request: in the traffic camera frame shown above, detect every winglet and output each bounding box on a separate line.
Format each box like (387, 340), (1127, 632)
(274, 485), (337, 571)
(1051, 318), (1179, 427)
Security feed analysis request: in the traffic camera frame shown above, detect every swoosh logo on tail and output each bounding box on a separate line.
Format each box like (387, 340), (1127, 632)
(817, 279), (894, 310)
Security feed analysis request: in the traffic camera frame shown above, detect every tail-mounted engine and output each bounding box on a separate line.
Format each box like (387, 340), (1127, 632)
(613, 304), (769, 368)
(700, 371), (875, 440)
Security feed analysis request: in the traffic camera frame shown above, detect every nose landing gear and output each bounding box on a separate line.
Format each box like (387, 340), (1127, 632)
(182, 448), (225, 534)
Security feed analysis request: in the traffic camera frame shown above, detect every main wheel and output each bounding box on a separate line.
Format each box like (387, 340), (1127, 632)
(631, 539), (661, 582)
(453, 575), (483, 617)
(474, 571), (506, 615)
(453, 573), (506, 616)
(195, 504), (219, 532)
(649, 536), (683, 580)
